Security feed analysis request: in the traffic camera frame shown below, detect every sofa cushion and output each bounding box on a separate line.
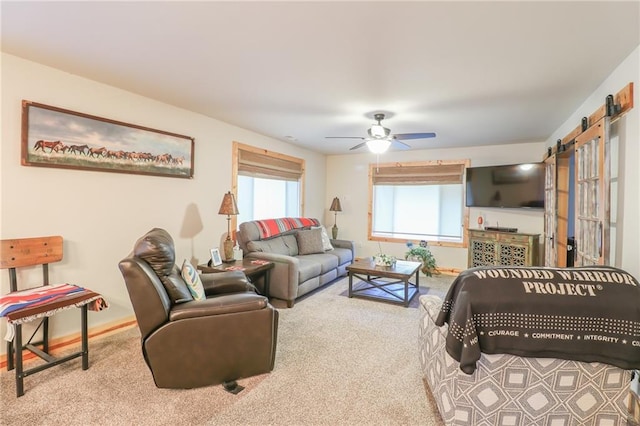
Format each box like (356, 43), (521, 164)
(327, 247), (352, 265)
(295, 228), (324, 255)
(282, 234), (299, 256)
(247, 236), (291, 256)
(134, 228), (193, 304)
(181, 259), (205, 301)
(298, 253), (339, 274)
(297, 257), (323, 283)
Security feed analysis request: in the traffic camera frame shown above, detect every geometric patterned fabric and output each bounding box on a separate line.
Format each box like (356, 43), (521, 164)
(419, 295), (632, 425)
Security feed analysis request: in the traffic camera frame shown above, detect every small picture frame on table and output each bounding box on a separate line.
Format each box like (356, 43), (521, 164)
(210, 248), (222, 266)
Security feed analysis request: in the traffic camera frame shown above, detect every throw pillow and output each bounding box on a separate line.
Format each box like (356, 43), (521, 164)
(295, 228), (325, 255)
(181, 260), (206, 301)
(313, 226), (333, 251)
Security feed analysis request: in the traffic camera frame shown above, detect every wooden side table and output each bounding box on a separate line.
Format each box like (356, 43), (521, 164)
(198, 258), (274, 297)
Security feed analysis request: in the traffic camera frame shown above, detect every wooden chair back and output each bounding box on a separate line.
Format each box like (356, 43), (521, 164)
(1, 236), (63, 291)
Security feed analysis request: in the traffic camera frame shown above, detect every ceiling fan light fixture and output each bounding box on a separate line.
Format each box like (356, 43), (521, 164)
(366, 139), (391, 154)
(369, 124), (388, 138)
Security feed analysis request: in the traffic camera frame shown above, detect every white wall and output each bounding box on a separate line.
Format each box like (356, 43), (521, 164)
(0, 53), (327, 348)
(326, 46), (640, 277)
(546, 45), (640, 278)
(325, 142), (546, 271)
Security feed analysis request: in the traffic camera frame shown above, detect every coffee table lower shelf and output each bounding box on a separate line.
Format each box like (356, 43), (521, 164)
(346, 260), (421, 307)
(348, 274), (419, 307)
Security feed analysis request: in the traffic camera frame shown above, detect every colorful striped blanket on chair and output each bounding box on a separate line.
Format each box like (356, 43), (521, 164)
(1, 284), (109, 341)
(254, 217), (320, 239)
(0, 284), (85, 317)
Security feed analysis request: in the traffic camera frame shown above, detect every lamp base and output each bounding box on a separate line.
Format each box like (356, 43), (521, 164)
(223, 239), (234, 262)
(332, 225), (338, 240)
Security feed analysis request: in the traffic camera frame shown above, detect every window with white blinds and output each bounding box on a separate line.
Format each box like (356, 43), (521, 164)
(234, 142), (305, 224)
(369, 160), (469, 246)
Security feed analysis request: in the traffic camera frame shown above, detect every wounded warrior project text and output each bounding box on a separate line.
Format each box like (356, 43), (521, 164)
(485, 331), (639, 346)
(472, 267), (637, 297)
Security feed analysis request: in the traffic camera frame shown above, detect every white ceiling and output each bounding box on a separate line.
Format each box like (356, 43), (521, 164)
(2, 1), (639, 155)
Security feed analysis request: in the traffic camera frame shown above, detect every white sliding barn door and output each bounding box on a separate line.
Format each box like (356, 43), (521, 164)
(574, 117), (610, 266)
(543, 155), (556, 266)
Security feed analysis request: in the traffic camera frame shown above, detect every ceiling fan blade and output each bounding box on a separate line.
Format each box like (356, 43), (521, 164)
(349, 142), (368, 151)
(392, 132), (436, 140)
(391, 140), (411, 150)
(325, 136), (366, 140)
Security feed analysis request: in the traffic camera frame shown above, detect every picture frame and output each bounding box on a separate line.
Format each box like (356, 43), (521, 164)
(21, 100), (194, 178)
(210, 248), (223, 266)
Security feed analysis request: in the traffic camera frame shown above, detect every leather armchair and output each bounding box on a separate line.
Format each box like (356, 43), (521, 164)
(118, 228), (278, 389)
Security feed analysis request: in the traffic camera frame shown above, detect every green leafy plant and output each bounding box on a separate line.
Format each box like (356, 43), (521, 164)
(373, 253), (396, 267)
(405, 242), (437, 276)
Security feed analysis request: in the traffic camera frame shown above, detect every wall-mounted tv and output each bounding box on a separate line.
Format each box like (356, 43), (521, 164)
(465, 163), (545, 209)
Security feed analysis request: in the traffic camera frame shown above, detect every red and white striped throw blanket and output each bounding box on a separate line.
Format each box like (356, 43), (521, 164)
(254, 217), (320, 239)
(0, 284), (109, 341)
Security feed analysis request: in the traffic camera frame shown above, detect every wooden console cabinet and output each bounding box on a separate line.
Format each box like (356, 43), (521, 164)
(468, 229), (540, 267)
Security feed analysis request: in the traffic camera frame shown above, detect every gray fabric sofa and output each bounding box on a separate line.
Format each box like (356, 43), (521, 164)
(237, 218), (354, 307)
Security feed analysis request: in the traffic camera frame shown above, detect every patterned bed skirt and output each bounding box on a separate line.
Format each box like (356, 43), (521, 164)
(419, 295), (632, 426)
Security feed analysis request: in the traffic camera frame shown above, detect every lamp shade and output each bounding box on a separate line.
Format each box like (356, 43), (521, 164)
(218, 191), (239, 216)
(329, 197), (342, 212)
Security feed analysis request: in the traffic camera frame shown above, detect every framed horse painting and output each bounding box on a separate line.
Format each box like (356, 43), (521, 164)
(21, 100), (195, 178)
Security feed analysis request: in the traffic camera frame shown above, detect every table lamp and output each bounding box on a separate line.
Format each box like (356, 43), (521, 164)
(329, 197), (342, 239)
(218, 191), (239, 262)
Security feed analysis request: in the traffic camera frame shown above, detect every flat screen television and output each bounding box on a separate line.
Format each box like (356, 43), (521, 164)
(465, 163), (545, 209)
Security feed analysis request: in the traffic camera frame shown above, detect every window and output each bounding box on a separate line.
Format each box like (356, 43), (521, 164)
(233, 142), (305, 226)
(237, 176), (300, 224)
(369, 160), (469, 247)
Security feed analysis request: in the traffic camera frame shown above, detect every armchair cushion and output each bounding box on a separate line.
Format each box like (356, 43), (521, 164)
(200, 270), (256, 296)
(169, 293), (269, 321)
(181, 260), (205, 301)
(134, 228), (193, 304)
(295, 228), (324, 255)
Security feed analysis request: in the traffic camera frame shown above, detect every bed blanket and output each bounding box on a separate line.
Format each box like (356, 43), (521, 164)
(436, 266), (640, 374)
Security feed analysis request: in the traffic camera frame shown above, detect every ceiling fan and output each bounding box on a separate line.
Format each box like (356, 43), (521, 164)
(326, 113), (436, 153)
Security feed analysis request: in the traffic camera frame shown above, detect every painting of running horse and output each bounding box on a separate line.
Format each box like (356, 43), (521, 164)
(21, 100), (194, 178)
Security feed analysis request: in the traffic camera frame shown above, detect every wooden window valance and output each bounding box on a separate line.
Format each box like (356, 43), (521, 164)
(237, 145), (304, 181)
(371, 161), (466, 185)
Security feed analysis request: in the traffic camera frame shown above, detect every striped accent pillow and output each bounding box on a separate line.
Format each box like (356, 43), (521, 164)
(181, 260), (205, 301)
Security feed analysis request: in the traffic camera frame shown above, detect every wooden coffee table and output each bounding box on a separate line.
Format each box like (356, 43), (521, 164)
(198, 258), (274, 297)
(347, 259), (421, 307)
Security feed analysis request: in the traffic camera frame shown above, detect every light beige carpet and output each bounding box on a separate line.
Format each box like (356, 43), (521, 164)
(1, 275), (454, 425)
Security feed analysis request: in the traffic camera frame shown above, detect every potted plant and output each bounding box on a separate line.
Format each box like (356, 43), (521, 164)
(405, 241), (438, 276)
(373, 253), (397, 267)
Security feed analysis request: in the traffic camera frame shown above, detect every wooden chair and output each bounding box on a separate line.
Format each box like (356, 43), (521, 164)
(1, 236), (103, 397)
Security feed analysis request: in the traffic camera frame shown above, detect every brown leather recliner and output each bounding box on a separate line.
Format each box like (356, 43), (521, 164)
(118, 228), (278, 389)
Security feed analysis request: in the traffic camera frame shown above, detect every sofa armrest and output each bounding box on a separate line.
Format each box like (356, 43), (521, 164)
(331, 238), (355, 254)
(200, 270), (256, 296)
(169, 292), (268, 321)
(245, 252), (300, 301)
